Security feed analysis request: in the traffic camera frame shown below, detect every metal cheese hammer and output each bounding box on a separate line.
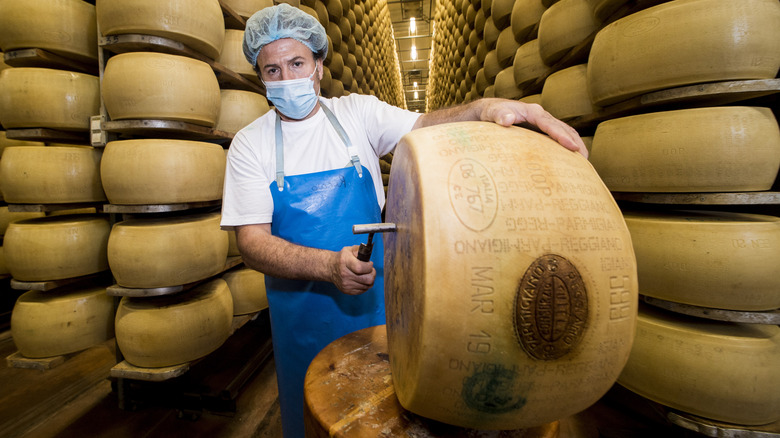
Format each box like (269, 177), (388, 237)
(352, 223), (397, 262)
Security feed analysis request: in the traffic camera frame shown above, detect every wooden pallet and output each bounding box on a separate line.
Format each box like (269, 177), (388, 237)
(2, 48), (98, 75)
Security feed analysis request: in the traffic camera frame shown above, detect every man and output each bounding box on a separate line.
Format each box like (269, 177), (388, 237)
(221, 4), (587, 436)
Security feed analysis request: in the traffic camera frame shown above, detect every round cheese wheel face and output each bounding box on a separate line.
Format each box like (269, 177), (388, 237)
(102, 52), (221, 127)
(4, 215), (110, 281)
(619, 305), (780, 425)
(587, 0), (780, 106)
(216, 90), (270, 135)
(221, 0), (273, 19)
(624, 210), (780, 311)
(95, 0), (226, 59)
(217, 29), (254, 77)
(101, 139), (226, 205)
(0, 68), (99, 131)
(385, 121), (637, 430)
(107, 213), (228, 288)
(0, 0), (98, 63)
(11, 285), (115, 358)
(538, 0), (598, 65)
(115, 278), (233, 367)
(222, 266), (268, 315)
(0, 146), (106, 203)
(511, 0), (547, 42)
(541, 64), (599, 121)
(513, 39), (552, 88)
(589, 106), (780, 192)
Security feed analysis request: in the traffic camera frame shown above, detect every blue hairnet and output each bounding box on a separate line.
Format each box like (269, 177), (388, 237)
(243, 3), (328, 69)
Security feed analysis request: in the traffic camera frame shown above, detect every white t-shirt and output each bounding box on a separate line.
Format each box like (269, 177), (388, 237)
(221, 94), (421, 228)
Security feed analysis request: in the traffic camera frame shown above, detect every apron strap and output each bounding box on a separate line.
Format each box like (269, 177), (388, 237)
(273, 100), (363, 190)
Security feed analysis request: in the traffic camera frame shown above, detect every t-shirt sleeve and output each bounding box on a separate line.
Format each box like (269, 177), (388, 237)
(220, 131), (274, 228)
(356, 95), (421, 157)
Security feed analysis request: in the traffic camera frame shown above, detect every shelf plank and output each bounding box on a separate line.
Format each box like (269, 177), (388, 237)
(100, 119), (233, 142)
(111, 360), (190, 382)
(102, 200), (222, 214)
(3, 48), (98, 75)
(10, 271), (114, 292)
(6, 350), (67, 371)
(7, 202), (103, 213)
(642, 296), (780, 325)
(612, 191), (780, 206)
(667, 411), (780, 437)
(3, 128), (90, 144)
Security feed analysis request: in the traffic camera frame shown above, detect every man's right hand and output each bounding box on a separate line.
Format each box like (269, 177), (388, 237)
(331, 245), (376, 295)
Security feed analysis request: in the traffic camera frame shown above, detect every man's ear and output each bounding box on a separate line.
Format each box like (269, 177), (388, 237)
(316, 58), (324, 81)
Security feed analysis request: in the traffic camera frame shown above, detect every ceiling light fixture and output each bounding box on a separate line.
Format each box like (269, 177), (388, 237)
(409, 17), (416, 36)
(410, 44), (417, 60)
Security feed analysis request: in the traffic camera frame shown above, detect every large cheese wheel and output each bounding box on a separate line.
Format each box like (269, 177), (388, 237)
(217, 29), (254, 78)
(95, 0), (225, 60)
(107, 213), (228, 288)
(115, 278), (233, 367)
(484, 17), (500, 50)
(618, 305), (780, 425)
(519, 94), (543, 105)
(494, 67), (523, 99)
(0, 0), (98, 63)
(221, 0), (273, 19)
(100, 139), (226, 205)
(11, 285), (114, 358)
(0, 132), (45, 156)
(0, 146), (106, 203)
(0, 68), (99, 131)
(484, 50), (501, 82)
(102, 52), (221, 127)
(538, 0), (598, 65)
(511, 0), (546, 42)
(491, 0), (515, 29)
(624, 210), (780, 311)
(589, 106), (780, 192)
(513, 40), (552, 88)
(4, 215), (110, 281)
(587, 0), (780, 106)
(496, 28), (520, 68)
(385, 121), (637, 430)
(215, 90), (270, 135)
(541, 64), (599, 121)
(222, 266), (268, 315)
(0, 207), (44, 235)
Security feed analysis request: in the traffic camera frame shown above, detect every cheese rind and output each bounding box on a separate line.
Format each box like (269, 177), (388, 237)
(587, 0), (780, 106)
(101, 139), (226, 205)
(619, 305), (780, 425)
(220, 0), (273, 18)
(0, 207), (44, 235)
(538, 0), (598, 65)
(624, 210), (780, 311)
(222, 266), (268, 315)
(4, 215), (110, 281)
(589, 107), (780, 192)
(541, 64), (599, 121)
(513, 39), (552, 88)
(216, 90), (270, 135)
(107, 213), (228, 288)
(385, 121), (637, 429)
(115, 278), (233, 367)
(11, 286), (115, 358)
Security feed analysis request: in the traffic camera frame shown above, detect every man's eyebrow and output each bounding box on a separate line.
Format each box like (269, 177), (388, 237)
(263, 56), (306, 70)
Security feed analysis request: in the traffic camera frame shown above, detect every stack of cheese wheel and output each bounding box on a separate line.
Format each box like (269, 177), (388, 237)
(217, 29), (259, 85)
(95, 0), (226, 60)
(0, 0), (98, 64)
(4, 215), (110, 282)
(221, 0), (273, 19)
(619, 304), (780, 426)
(0, 146), (106, 203)
(115, 278), (233, 367)
(538, 0), (599, 65)
(541, 64), (600, 121)
(0, 68), (100, 131)
(589, 106), (780, 193)
(101, 52), (221, 127)
(385, 121), (637, 429)
(587, 0), (780, 106)
(107, 212), (228, 289)
(624, 210), (780, 312)
(100, 139), (226, 205)
(11, 285), (114, 358)
(222, 266), (268, 315)
(215, 90), (270, 135)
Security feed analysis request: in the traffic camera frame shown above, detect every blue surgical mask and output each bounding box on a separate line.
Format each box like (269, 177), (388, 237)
(263, 67), (319, 120)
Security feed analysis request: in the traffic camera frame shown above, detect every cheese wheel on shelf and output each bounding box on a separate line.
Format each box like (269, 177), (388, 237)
(589, 106), (780, 192)
(0, 207), (44, 235)
(0, 53), (9, 72)
(587, 0), (630, 22)
(538, 0), (598, 65)
(484, 50), (501, 83)
(11, 285), (114, 358)
(100, 139), (226, 205)
(587, 0), (780, 106)
(519, 94), (543, 105)
(385, 121), (637, 430)
(102, 52), (221, 127)
(494, 67), (523, 99)
(95, 0), (225, 60)
(222, 266), (268, 315)
(0, 146), (106, 203)
(227, 229), (240, 256)
(216, 90), (270, 135)
(0, 68), (99, 131)
(115, 278), (233, 367)
(0, 132), (45, 152)
(4, 215), (110, 282)
(624, 210), (780, 311)
(618, 304), (780, 426)
(0, 0), (98, 63)
(107, 213), (228, 288)
(541, 64), (599, 121)
(484, 17), (500, 50)
(221, 0), (273, 19)
(217, 29), (255, 79)
(513, 39), (552, 88)
(496, 28), (520, 68)
(511, 0), (546, 42)
(491, 0), (515, 29)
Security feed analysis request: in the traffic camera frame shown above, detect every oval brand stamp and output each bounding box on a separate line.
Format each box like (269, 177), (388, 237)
(448, 158), (498, 232)
(514, 254), (588, 360)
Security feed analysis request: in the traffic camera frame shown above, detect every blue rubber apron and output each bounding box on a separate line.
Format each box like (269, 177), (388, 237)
(266, 103), (385, 438)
